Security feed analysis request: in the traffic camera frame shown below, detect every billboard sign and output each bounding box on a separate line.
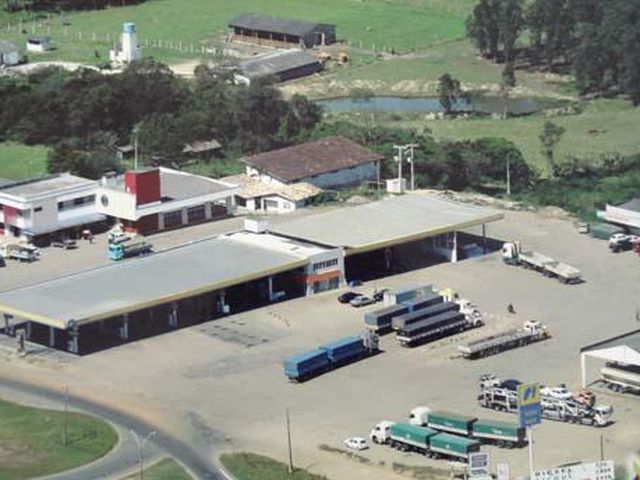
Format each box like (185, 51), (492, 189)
(533, 460), (615, 480)
(518, 382), (542, 427)
(469, 452), (490, 477)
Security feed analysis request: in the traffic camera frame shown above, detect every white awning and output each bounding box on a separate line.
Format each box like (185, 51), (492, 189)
(580, 331), (640, 387)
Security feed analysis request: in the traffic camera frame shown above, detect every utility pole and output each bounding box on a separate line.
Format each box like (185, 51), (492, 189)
(506, 154), (511, 196)
(130, 429), (156, 480)
(62, 384), (69, 446)
(406, 144), (419, 190)
(286, 408), (293, 474)
(600, 434), (605, 461)
(393, 145), (404, 184)
(134, 134), (139, 171)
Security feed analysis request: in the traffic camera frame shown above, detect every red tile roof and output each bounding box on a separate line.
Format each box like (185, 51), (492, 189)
(241, 137), (383, 183)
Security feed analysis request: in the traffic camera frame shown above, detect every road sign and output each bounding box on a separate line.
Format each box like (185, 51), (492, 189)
(533, 460), (614, 480)
(518, 382), (542, 427)
(497, 462), (510, 480)
(469, 452), (490, 477)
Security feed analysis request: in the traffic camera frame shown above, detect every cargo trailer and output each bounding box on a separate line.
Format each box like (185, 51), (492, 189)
(396, 311), (469, 347)
(429, 433), (480, 460)
(471, 419), (525, 447)
(364, 304), (410, 334)
(427, 411), (477, 436)
(392, 301), (458, 331)
(319, 336), (365, 365)
(458, 321), (549, 359)
(283, 349), (330, 382)
(388, 423), (438, 453)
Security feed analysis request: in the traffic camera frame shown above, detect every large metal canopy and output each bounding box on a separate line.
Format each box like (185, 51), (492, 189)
(0, 236), (308, 329)
(580, 329), (640, 387)
(273, 193), (504, 254)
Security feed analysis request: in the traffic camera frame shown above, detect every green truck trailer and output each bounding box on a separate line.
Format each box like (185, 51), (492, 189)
(389, 423), (438, 453)
(429, 433), (480, 460)
(427, 411), (477, 436)
(471, 419), (526, 447)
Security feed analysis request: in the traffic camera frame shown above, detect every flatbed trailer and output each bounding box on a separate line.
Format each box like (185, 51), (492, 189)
(458, 321), (549, 359)
(502, 242), (582, 284)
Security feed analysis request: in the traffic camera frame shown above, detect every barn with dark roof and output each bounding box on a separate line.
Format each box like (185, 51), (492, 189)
(228, 13), (336, 49)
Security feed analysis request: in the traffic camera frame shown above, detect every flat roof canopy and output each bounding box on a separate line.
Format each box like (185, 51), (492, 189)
(0, 236), (308, 329)
(272, 193), (504, 254)
(580, 329), (640, 387)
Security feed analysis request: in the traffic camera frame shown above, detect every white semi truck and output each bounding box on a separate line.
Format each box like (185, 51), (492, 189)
(501, 241), (582, 284)
(458, 320), (550, 359)
(477, 376), (612, 427)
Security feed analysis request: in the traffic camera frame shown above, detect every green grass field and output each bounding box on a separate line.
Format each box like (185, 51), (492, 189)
(0, 142), (48, 180)
(0, 0), (474, 64)
(122, 458), (192, 480)
(0, 398), (118, 480)
(220, 452), (329, 480)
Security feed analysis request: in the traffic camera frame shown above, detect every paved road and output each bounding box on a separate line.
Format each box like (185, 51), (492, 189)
(0, 375), (221, 480)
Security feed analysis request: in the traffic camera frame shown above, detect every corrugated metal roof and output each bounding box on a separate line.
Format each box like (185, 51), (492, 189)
(616, 198), (640, 213)
(229, 13), (326, 37)
(237, 50), (320, 79)
(273, 193), (504, 253)
(581, 329), (640, 353)
(0, 235), (309, 328)
(0, 173), (96, 199)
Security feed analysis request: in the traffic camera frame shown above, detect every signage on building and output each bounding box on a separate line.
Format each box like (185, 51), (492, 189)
(533, 460), (615, 480)
(469, 452), (490, 477)
(518, 382), (542, 427)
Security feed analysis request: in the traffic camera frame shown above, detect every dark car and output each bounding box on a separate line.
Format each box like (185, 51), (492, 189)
(338, 291), (360, 304)
(500, 379), (522, 391)
(372, 288), (388, 302)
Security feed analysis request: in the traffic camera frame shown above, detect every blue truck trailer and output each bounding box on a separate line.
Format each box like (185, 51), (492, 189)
(284, 332), (379, 382)
(283, 349), (330, 382)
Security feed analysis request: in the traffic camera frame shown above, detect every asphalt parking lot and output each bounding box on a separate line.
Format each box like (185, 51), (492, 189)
(2, 207), (640, 480)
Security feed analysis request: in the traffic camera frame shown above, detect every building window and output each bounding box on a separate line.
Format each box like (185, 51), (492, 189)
(34, 207), (43, 213)
(163, 210), (183, 229)
(313, 276), (340, 294)
(58, 195), (96, 211)
(187, 205), (206, 223)
(312, 258), (339, 271)
(264, 199), (278, 211)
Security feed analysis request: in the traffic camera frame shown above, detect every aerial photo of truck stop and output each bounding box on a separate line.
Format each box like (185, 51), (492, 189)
(0, 1), (639, 479)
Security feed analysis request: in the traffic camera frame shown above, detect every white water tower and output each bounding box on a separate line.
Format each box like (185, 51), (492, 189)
(121, 22), (141, 62)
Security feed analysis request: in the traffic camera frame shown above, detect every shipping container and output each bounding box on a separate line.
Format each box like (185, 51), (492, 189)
(430, 433), (480, 459)
(319, 336), (365, 365)
(383, 285), (434, 306)
(398, 311), (465, 337)
(427, 411), (477, 436)
(471, 419), (525, 445)
(283, 349), (330, 381)
(392, 301), (457, 330)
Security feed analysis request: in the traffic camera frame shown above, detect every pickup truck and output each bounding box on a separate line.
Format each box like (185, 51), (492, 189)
(51, 237), (77, 249)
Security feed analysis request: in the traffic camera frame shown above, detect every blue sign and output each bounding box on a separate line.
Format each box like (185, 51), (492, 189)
(518, 383), (542, 427)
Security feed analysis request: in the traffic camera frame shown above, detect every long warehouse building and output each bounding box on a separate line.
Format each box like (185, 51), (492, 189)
(0, 193), (502, 354)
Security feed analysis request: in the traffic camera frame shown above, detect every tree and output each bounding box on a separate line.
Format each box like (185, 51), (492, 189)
(437, 74), (463, 115)
(539, 121), (566, 172)
(47, 132), (119, 179)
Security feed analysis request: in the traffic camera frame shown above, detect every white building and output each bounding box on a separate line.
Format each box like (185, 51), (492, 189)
(96, 167), (239, 235)
(221, 173), (321, 214)
(242, 136), (383, 190)
(604, 199), (640, 235)
(0, 40), (19, 66)
(110, 22), (142, 64)
(26, 36), (53, 53)
(0, 173), (103, 241)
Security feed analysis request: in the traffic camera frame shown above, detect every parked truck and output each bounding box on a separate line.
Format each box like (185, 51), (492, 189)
(369, 422), (481, 462)
(364, 293), (443, 334)
(458, 320), (550, 359)
(108, 238), (152, 261)
(396, 310), (482, 347)
(502, 241), (582, 284)
(0, 243), (40, 262)
(392, 301), (459, 331)
(409, 406), (525, 448)
(478, 376), (613, 427)
(283, 331), (379, 382)
(598, 362), (640, 394)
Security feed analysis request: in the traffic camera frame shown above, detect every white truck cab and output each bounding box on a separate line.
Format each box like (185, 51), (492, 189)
(408, 406), (431, 426)
(369, 421), (395, 444)
(523, 320), (546, 335)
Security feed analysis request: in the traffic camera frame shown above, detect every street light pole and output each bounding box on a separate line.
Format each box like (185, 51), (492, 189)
(393, 145), (404, 184)
(130, 429), (156, 480)
(62, 384), (69, 446)
(406, 144), (419, 191)
(285, 408), (293, 474)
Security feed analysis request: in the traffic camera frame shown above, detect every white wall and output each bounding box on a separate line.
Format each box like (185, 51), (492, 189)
(605, 205), (640, 231)
(1, 50), (19, 66)
(95, 188), (137, 221)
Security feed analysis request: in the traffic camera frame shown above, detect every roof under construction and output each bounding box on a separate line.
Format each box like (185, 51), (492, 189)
(272, 193), (504, 254)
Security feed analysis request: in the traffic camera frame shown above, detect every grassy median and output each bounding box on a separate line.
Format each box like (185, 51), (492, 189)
(122, 457), (192, 480)
(0, 397), (118, 480)
(220, 452), (329, 480)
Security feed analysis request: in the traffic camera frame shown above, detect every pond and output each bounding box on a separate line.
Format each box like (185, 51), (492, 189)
(317, 95), (562, 115)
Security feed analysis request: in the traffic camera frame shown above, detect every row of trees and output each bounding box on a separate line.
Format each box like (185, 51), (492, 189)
(4, 0), (147, 12)
(466, 0), (640, 103)
(0, 59), (322, 178)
